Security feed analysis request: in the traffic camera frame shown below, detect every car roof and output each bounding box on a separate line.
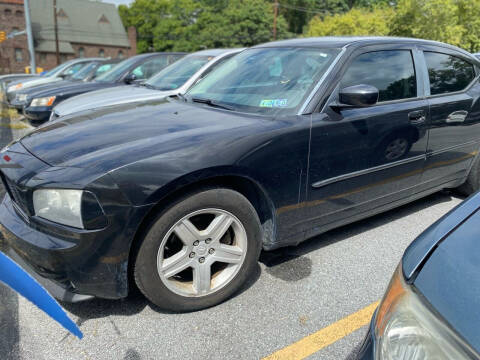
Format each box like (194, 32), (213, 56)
(133, 52), (188, 59)
(190, 48), (245, 57)
(254, 36), (471, 55)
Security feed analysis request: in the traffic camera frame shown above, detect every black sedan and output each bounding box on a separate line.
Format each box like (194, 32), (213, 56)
(20, 52), (185, 124)
(356, 191), (480, 359)
(1, 37), (480, 312)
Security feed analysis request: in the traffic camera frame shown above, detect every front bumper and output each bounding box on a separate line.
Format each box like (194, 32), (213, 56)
(355, 310), (376, 360)
(0, 192), (136, 301)
(24, 106), (51, 123)
(10, 98), (27, 112)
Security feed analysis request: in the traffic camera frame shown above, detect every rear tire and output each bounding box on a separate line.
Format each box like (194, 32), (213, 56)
(134, 188), (262, 312)
(456, 153), (480, 196)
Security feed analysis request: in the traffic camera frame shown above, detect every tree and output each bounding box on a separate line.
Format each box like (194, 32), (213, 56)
(120, 0), (290, 52)
(390, 0), (464, 48)
(119, 0), (172, 53)
(193, 0), (290, 49)
(304, 7), (394, 37)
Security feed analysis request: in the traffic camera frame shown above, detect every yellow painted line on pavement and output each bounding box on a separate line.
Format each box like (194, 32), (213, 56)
(263, 301), (379, 360)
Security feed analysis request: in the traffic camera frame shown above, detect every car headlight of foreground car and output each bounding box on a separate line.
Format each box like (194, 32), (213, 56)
(33, 189), (83, 228)
(31, 96), (56, 107)
(32, 189), (107, 230)
(374, 265), (473, 359)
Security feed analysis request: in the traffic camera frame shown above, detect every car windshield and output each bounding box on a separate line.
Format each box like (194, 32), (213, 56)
(145, 55), (212, 90)
(70, 62), (99, 80)
(95, 57), (139, 83)
(43, 61), (76, 77)
(187, 47), (340, 115)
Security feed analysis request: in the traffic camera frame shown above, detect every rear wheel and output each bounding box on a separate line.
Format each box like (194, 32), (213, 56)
(456, 153), (480, 196)
(134, 188), (262, 312)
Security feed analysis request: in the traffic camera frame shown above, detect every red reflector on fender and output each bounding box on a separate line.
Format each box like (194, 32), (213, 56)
(3, 155), (11, 162)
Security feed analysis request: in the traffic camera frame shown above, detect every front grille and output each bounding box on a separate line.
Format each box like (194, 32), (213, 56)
(0, 171), (31, 217)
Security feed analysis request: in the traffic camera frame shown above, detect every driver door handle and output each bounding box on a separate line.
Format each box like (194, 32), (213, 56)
(408, 110), (426, 125)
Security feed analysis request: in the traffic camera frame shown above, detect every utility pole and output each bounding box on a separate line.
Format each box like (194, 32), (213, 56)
(24, 0), (36, 74)
(53, 0), (60, 65)
(273, 0), (278, 41)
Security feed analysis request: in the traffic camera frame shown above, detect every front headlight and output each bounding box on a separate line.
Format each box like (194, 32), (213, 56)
(16, 94), (28, 103)
(375, 265), (473, 359)
(7, 83), (23, 92)
(33, 189), (83, 228)
(31, 96), (56, 107)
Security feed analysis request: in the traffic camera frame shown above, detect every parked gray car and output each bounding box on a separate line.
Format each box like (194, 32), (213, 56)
(51, 49), (243, 120)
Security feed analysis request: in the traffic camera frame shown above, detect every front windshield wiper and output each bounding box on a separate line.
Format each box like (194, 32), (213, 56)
(191, 97), (235, 111)
(141, 83), (158, 90)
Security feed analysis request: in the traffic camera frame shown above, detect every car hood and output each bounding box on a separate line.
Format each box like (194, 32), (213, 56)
(26, 81), (116, 100)
(53, 85), (173, 116)
(20, 99), (281, 171)
(413, 200), (480, 354)
(17, 80), (77, 97)
(13, 77), (62, 91)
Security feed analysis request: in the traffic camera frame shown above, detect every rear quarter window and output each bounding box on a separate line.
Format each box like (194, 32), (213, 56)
(424, 52), (476, 95)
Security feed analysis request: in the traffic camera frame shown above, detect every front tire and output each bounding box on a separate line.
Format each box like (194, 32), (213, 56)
(134, 188), (262, 312)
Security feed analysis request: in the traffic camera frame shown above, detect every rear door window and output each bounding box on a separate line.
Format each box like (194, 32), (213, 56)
(341, 50), (417, 102)
(424, 52), (475, 95)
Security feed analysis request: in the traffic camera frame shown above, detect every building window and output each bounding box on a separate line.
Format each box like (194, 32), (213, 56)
(99, 49), (105, 58)
(40, 53), (47, 63)
(60, 54), (67, 63)
(118, 50), (124, 59)
(57, 8), (67, 18)
(4, 9), (12, 16)
(14, 48), (23, 62)
(98, 14), (109, 23)
(78, 47), (85, 58)
(15, 10), (23, 17)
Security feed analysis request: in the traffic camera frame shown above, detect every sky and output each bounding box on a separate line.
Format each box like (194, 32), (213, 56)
(100, 0), (134, 6)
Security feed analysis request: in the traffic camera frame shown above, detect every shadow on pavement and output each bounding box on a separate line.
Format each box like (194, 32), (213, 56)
(259, 190), (462, 281)
(61, 262), (262, 320)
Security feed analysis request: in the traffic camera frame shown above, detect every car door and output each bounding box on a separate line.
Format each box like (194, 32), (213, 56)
(418, 49), (480, 190)
(304, 46), (429, 235)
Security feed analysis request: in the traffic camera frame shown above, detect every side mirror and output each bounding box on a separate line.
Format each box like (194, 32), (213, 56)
(124, 73), (137, 84)
(336, 84), (379, 108)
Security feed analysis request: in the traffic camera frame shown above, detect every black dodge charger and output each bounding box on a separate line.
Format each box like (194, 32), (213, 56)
(1, 37), (480, 312)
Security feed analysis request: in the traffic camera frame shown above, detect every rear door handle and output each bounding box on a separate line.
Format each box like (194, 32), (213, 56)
(408, 110), (426, 125)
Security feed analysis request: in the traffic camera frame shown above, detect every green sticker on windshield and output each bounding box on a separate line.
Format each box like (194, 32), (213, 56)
(259, 99), (288, 107)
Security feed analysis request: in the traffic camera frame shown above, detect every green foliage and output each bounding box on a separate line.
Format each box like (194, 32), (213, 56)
(305, 7), (394, 37)
(119, 0), (289, 53)
(391, 0), (480, 52)
(119, 0), (480, 53)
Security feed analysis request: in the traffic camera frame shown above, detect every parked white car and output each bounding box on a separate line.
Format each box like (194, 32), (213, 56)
(51, 48), (244, 120)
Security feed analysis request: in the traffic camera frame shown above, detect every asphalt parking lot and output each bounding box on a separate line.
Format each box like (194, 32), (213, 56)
(0, 105), (465, 360)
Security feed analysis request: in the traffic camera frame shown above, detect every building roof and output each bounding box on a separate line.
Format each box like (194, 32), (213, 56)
(30, 0), (130, 51)
(0, 0), (24, 4)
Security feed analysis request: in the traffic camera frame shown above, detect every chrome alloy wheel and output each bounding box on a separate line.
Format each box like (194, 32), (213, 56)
(157, 208), (248, 297)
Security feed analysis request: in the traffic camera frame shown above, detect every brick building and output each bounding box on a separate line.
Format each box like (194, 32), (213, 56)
(0, 0), (136, 74)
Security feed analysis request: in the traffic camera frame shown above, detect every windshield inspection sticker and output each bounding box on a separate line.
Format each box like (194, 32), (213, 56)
(259, 99), (288, 107)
